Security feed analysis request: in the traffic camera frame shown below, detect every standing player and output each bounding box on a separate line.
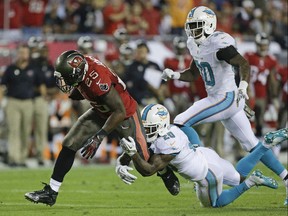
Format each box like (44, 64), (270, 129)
(244, 32), (278, 138)
(161, 6), (288, 205)
(24, 50), (179, 206)
(120, 104), (285, 208)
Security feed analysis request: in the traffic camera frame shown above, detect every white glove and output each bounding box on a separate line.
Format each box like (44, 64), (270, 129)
(236, 81), (249, 106)
(120, 136), (137, 157)
(115, 157), (137, 185)
(161, 68), (180, 81)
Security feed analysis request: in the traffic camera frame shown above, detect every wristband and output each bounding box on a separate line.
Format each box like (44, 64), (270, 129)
(173, 72), (181, 80)
(96, 128), (108, 141)
(239, 80), (248, 90)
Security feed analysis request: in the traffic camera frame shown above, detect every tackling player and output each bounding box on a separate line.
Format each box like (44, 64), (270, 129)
(161, 6), (288, 205)
(120, 104), (286, 207)
(24, 50), (179, 206)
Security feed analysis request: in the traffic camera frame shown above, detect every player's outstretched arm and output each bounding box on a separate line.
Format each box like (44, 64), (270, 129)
(162, 60), (199, 82)
(120, 137), (173, 176)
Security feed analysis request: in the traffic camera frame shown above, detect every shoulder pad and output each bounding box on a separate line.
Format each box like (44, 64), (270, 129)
(210, 31), (236, 49)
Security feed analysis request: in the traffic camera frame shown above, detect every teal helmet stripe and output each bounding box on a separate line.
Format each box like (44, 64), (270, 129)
(203, 9), (215, 15)
(141, 104), (156, 121)
(189, 7), (198, 18)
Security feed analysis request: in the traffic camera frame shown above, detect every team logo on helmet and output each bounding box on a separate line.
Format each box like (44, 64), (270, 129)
(68, 55), (84, 68)
(188, 8), (196, 18)
(203, 9), (215, 16)
(156, 108), (168, 120)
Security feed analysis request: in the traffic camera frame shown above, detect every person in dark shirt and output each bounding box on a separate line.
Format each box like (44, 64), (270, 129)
(0, 44), (42, 167)
(124, 40), (165, 109)
(28, 37), (54, 166)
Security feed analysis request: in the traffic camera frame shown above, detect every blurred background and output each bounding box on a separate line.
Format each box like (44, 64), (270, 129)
(0, 0), (287, 168)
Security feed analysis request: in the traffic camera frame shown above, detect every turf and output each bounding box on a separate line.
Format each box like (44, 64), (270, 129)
(0, 163), (287, 216)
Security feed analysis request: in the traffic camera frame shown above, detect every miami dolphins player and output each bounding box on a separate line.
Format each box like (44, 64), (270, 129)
(119, 104), (287, 208)
(161, 6), (288, 205)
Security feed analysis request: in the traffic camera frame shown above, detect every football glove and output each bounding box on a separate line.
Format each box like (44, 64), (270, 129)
(236, 81), (249, 106)
(80, 129), (107, 159)
(161, 68), (180, 81)
(119, 136), (137, 157)
(115, 164), (137, 185)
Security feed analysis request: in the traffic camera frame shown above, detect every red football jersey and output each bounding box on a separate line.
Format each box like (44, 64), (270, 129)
(245, 52), (278, 98)
(277, 65), (288, 103)
(77, 56), (137, 118)
(164, 55), (192, 96)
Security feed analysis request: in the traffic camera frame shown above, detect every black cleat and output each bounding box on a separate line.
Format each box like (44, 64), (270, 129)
(24, 182), (58, 206)
(157, 167), (180, 196)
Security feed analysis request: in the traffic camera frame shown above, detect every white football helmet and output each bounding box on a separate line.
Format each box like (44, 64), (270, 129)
(185, 6), (217, 45)
(141, 104), (170, 143)
(77, 36), (93, 54)
(255, 32), (269, 57)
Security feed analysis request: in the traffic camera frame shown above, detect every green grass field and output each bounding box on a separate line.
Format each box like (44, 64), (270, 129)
(0, 163), (287, 216)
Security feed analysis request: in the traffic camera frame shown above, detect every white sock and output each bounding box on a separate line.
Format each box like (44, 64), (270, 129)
(50, 178), (62, 192)
(279, 169), (288, 182)
(244, 178), (254, 188)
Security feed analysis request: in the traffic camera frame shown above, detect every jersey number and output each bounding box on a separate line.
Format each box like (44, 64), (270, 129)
(195, 60), (215, 86)
(163, 132), (175, 140)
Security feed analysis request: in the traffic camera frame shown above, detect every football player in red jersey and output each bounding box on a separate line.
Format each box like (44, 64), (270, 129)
(276, 65), (287, 130)
(24, 50), (179, 206)
(244, 33), (278, 137)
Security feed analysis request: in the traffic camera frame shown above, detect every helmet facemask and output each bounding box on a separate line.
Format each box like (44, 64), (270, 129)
(54, 51), (88, 93)
(185, 6), (217, 45)
(54, 71), (74, 93)
(143, 123), (160, 143)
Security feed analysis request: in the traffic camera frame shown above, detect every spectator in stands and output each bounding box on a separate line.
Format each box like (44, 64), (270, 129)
(250, 8), (272, 36)
(233, 0), (255, 35)
(244, 33), (278, 138)
(102, 0), (129, 35)
(123, 40), (165, 109)
(0, 45), (42, 167)
(216, 1), (235, 35)
(91, 0), (106, 34)
(270, 5), (288, 49)
(158, 4), (171, 36)
(43, 1), (64, 34)
(126, 1), (148, 35)
(166, 0), (193, 36)
(69, 0), (98, 33)
(0, 0), (23, 41)
(142, 0), (161, 35)
(21, 0), (49, 39)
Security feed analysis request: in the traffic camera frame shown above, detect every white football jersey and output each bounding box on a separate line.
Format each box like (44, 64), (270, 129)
(150, 125), (208, 181)
(187, 31), (238, 96)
